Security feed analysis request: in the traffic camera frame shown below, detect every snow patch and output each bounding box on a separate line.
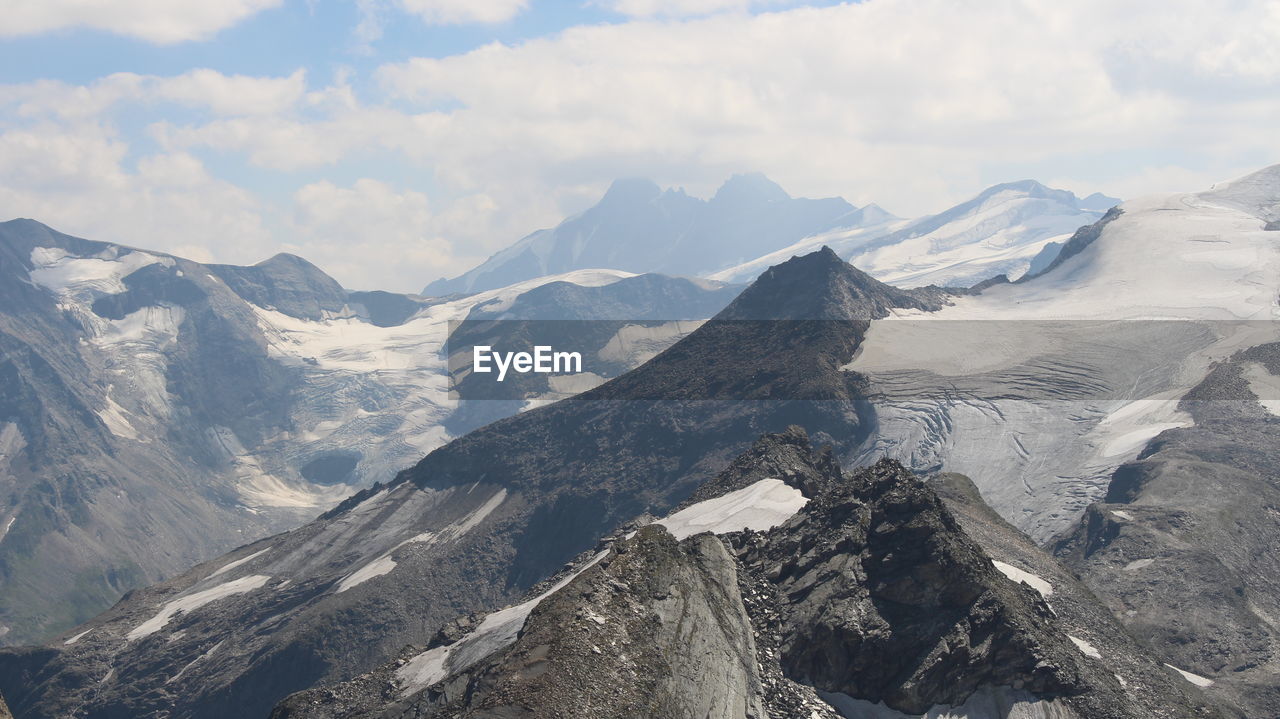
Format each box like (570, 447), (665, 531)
(63, 628), (91, 645)
(341, 489), (509, 594)
(28, 247), (167, 298)
(1242, 362), (1280, 416)
(656, 478), (807, 539)
(166, 640), (223, 684)
(1123, 558), (1154, 571)
(127, 574), (270, 640)
(208, 548), (270, 579)
(820, 684), (1075, 718)
(1110, 510), (1134, 521)
(991, 561), (1054, 598)
(396, 551), (609, 694)
(335, 555), (396, 594)
(96, 394), (140, 440)
(1068, 635), (1102, 659)
(1165, 663), (1214, 687)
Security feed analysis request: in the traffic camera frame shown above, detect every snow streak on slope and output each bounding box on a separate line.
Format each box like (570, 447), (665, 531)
(850, 167), (1280, 541)
(127, 575), (271, 640)
(820, 685), (1078, 719)
(656, 478), (807, 539)
(396, 478), (808, 696)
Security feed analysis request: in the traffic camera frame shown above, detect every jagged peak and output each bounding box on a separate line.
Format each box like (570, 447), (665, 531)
(597, 177), (663, 206)
(711, 172), (790, 204)
(716, 246), (948, 320)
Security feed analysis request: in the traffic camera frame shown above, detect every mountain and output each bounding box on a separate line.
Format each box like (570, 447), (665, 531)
(711, 180), (1119, 288)
(846, 166), (1279, 544)
(269, 429), (1223, 718)
(423, 173), (877, 295)
(0, 219), (739, 647)
(846, 164), (1280, 717)
(1054, 339), (1280, 714)
(0, 247), (947, 718)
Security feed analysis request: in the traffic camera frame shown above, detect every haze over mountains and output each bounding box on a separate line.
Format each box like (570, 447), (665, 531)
(2, 165), (1279, 718)
(428, 173), (1118, 295)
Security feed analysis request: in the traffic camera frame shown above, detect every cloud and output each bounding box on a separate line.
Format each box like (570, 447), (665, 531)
(4, 0), (1280, 293)
(1, 69), (308, 120)
(600, 0), (796, 18)
(368, 0), (1280, 215)
(0, 0), (282, 44)
(288, 179), (486, 291)
(0, 124), (272, 262)
(396, 0), (528, 25)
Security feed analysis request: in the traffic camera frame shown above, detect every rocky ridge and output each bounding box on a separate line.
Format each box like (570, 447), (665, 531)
(273, 428), (1225, 719)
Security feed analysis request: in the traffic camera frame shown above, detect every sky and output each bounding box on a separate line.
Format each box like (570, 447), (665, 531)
(1, 0), (1278, 293)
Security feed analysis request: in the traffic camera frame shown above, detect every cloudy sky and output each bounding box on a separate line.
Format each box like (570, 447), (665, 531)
(1, 0), (1277, 292)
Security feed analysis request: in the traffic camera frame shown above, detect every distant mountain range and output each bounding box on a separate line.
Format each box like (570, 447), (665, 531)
(423, 173), (883, 296)
(427, 173), (1118, 296)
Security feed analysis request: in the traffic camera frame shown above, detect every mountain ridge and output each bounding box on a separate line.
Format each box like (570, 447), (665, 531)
(423, 174), (874, 296)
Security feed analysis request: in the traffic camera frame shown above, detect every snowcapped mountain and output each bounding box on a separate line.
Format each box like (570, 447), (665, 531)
(423, 173), (877, 295)
(849, 166), (1280, 542)
(0, 247), (949, 718)
(3, 166), (1279, 718)
(0, 219), (739, 647)
(711, 180), (1119, 288)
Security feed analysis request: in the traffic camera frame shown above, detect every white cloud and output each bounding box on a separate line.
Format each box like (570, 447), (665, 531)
(1, 70), (307, 120)
(0, 0), (282, 44)
(288, 179), (484, 291)
(397, 0), (528, 25)
(368, 0), (1280, 216)
(0, 125), (272, 262)
(4, 0), (1280, 292)
(601, 0), (794, 17)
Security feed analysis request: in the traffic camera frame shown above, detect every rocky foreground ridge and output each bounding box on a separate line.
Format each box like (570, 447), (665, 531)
(273, 429), (1226, 719)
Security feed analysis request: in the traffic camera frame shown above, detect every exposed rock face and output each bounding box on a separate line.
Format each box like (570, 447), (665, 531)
(1019, 206), (1123, 281)
(739, 459), (1085, 713)
(0, 692), (11, 719)
(410, 528), (767, 719)
(207, 253), (350, 321)
(1055, 346), (1280, 718)
(272, 430), (1226, 719)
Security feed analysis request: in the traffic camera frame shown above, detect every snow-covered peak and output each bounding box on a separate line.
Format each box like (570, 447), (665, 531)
(710, 179), (1111, 288)
(1198, 163), (1280, 223)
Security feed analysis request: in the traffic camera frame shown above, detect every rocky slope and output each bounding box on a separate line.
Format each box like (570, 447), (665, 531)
(1054, 343), (1280, 718)
(424, 173), (873, 295)
(272, 429), (1225, 719)
(0, 218), (738, 647)
(0, 247), (945, 718)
